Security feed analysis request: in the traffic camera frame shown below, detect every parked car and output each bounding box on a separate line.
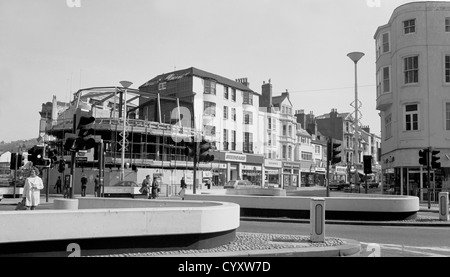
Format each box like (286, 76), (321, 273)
(360, 182), (380, 189)
(344, 183), (359, 193)
(104, 181), (141, 198)
(329, 180), (350, 191)
(224, 180), (258, 189)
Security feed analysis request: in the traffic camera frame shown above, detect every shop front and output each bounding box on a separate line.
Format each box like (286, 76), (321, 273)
(282, 161), (300, 188)
(381, 149), (450, 201)
(315, 167), (326, 186)
(242, 165), (263, 186)
(264, 159), (282, 187)
(210, 151), (264, 186)
(300, 160), (315, 187)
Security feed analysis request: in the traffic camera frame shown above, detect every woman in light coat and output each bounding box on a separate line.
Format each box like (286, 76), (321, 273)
(23, 167), (44, 210)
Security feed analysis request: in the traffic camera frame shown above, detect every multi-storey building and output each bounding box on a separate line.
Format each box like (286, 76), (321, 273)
(375, 1), (450, 197)
(259, 82), (317, 187)
(139, 67), (265, 186)
(313, 109), (381, 183)
(41, 67), (339, 191)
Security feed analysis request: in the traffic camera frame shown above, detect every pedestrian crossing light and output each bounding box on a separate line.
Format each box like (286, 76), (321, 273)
(431, 150), (441, 169)
(418, 148), (429, 167)
(198, 138), (214, 163)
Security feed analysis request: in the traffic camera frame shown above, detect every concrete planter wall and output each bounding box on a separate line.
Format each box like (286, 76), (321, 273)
(0, 198), (240, 256)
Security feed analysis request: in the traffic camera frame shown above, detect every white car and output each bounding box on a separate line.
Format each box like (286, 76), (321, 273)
(224, 180), (259, 189)
(103, 181), (141, 198)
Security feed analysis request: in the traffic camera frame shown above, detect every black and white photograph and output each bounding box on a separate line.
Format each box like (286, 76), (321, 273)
(0, 0), (450, 263)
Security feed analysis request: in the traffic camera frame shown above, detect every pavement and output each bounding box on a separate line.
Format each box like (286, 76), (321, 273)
(0, 194), (448, 257)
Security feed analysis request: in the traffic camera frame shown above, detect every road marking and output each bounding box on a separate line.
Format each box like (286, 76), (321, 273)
(361, 242), (450, 257)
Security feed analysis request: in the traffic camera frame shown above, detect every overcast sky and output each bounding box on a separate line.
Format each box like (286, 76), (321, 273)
(0, 0), (442, 143)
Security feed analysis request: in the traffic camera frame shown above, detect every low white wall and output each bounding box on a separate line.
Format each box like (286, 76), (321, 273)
(0, 187), (24, 195)
(0, 198), (240, 243)
(184, 194), (420, 213)
(201, 188), (286, 196)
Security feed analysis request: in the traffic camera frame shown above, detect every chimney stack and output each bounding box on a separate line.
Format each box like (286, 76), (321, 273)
(236, 77), (250, 88)
(294, 109), (305, 128)
(260, 79), (273, 112)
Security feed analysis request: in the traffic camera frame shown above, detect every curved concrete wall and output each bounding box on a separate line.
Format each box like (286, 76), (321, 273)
(184, 194), (419, 220)
(0, 198), (240, 244)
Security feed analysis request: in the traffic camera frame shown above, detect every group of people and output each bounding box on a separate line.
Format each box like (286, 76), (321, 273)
(140, 175), (161, 199)
(20, 168), (206, 210)
(54, 173), (100, 198)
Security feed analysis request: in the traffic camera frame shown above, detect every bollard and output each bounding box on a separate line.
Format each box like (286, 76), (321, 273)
(310, 197), (325, 242)
(439, 192), (449, 221)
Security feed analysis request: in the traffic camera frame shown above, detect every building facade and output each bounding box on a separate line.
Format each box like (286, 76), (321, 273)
(375, 1), (450, 198)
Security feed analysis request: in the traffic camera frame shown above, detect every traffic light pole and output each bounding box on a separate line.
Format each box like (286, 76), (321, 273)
(98, 139), (104, 197)
(326, 137), (330, 197)
(70, 113), (77, 199)
(427, 147), (431, 210)
(193, 141), (199, 194)
(365, 173), (368, 194)
(13, 154), (17, 198)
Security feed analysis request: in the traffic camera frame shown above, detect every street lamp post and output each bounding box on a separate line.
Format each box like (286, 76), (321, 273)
(120, 80), (133, 182)
(347, 52), (364, 190)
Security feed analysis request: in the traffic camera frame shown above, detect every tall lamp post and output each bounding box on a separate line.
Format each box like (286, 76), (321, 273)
(120, 80), (133, 182)
(347, 52), (364, 190)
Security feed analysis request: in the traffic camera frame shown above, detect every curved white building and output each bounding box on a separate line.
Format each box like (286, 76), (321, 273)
(374, 1), (450, 198)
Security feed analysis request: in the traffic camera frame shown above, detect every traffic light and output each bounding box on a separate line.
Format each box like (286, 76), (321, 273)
(10, 153), (17, 170)
(363, 155), (373, 174)
(17, 154), (24, 167)
(198, 138), (214, 163)
(327, 138), (341, 165)
(64, 109), (96, 152)
(47, 148), (58, 166)
(431, 150), (441, 169)
(419, 148), (429, 167)
(184, 136), (197, 158)
(28, 147), (36, 165)
(58, 159), (66, 173)
(74, 110), (96, 151)
(28, 145), (50, 167)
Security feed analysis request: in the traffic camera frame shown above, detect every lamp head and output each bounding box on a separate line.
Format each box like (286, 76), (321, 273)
(347, 52), (365, 63)
(119, 80), (133, 88)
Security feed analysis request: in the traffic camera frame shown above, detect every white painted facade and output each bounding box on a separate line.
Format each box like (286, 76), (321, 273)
(375, 1), (450, 196)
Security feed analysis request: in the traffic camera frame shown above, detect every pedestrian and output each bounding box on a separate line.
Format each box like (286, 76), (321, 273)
(151, 177), (160, 199)
(206, 178), (211, 189)
(22, 167), (44, 210)
(54, 176), (62, 194)
(81, 173), (88, 197)
(94, 175), (100, 197)
(140, 175), (151, 198)
(179, 177), (187, 200)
